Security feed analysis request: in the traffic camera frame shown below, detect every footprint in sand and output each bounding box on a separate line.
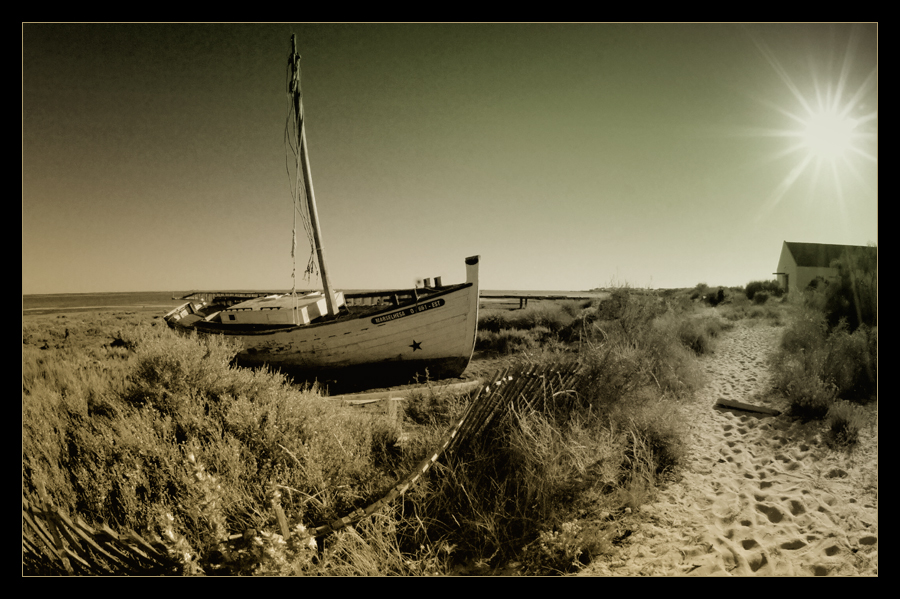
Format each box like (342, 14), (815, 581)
(580, 320), (878, 577)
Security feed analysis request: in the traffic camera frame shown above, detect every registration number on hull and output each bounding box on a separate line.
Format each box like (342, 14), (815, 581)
(372, 298), (445, 324)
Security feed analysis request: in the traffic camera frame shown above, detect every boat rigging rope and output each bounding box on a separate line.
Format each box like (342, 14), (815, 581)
(285, 45), (318, 296)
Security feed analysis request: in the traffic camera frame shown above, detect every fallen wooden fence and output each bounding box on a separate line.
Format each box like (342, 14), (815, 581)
(308, 358), (578, 537)
(22, 497), (181, 575)
(308, 360), (584, 538)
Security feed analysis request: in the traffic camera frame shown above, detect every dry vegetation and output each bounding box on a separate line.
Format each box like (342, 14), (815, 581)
(23, 262), (876, 575)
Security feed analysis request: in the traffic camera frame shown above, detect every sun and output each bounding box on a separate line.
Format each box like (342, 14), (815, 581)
(802, 108), (858, 163)
(745, 26), (877, 222)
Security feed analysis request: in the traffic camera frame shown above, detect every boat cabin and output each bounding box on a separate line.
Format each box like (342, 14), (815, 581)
(219, 292), (346, 325)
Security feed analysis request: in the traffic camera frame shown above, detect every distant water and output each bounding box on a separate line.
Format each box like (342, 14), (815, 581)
(23, 289), (610, 312)
(22, 291), (188, 312)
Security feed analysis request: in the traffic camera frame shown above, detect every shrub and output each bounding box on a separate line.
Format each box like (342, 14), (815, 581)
(403, 386), (466, 427)
(711, 288), (726, 306)
(807, 276), (827, 291)
(826, 400), (865, 448)
(821, 247), (877, 332)
(477, 310), (508, 334)
(785, 373), (837, 421)
(752, 291), (769, 305)
(476, 327), (548, 354)
(699, 288), (726, 307)
(820, 322), (877, 402)
(576, 295), (702, 400)
(745, 280), (783, 300)
(562, 306), (600, 342)
(771, 299), (876, 425)
(778, 309), (828, 355)
(654, 310), (726, 356)
(521, 520), (614, 575)
(477, 303), (577, 336)
(612, 398), (687, 478)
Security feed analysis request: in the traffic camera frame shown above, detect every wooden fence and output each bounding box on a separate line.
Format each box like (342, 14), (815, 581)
(23, 496), (181, 575)
(23, 361), (583, 575)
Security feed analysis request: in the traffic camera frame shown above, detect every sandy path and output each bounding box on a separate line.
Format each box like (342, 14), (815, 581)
(582, 320), (878, 576)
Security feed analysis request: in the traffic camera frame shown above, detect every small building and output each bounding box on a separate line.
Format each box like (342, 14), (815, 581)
(775, 241), (876, 293)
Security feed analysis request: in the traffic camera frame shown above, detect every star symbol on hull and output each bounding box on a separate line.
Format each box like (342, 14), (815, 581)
(409, 340), (422, 351)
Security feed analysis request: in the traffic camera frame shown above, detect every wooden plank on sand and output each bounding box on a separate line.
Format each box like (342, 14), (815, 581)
(715, 398), (781, 416)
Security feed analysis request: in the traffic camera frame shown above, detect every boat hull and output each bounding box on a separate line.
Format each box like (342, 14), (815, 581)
(165, 256), (480, 393)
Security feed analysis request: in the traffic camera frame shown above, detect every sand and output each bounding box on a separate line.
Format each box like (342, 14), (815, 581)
(580, 320), (878, 576)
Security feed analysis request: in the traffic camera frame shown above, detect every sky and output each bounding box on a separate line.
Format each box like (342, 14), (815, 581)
(23, 23), (878, 295)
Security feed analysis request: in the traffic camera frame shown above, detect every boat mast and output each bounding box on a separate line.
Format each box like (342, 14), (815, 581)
(289, 34), (338, 317)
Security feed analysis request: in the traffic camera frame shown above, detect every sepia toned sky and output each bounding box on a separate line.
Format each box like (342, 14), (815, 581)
(23, 23), (877, 295)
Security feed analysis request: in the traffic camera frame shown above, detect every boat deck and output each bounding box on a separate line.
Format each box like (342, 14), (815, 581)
(173, 283), (472, 334)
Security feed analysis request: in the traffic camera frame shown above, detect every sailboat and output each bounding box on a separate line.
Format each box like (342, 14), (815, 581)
(164, 35), (480, 394)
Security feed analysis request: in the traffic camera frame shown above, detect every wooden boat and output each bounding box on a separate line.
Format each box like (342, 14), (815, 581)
(164, 35), (479, 393)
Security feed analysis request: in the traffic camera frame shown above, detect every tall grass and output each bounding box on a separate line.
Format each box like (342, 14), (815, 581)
(402, 291), (703, 573)
(399, 362), (690, 574)
(24, 290), (711, 575)
(476, 300), (589, 354)
(23, 320), (405, 574)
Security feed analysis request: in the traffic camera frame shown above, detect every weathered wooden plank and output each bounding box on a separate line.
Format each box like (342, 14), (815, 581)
(67, 521), (132, 571)
(62, 545), (100, 574)
(715, 398), (781, 416)
(331, 379), (482, 403)
(43, 508), (74, 574)
(95, 535), (157, 573)
(22, 534), (43, 557)
(23, 541), (69, 575)
(46, 507), (89, 554)
(274, 504), (290, 539)
(123, 529), (169, 560)
(22, 508), (63, 560)
(452, 372), (509, 452)
(73, 515), (96, 535)
(473, 364), (539, 438)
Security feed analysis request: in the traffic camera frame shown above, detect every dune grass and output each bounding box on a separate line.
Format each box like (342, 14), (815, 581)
(24, 290), (715, 575)
(23, 315), (406, 574)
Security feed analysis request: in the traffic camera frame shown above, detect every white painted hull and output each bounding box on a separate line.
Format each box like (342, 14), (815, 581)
(165, 256), (480, 392)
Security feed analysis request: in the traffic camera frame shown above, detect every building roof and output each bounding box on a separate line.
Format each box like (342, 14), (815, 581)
(784, 241), (876, 268)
